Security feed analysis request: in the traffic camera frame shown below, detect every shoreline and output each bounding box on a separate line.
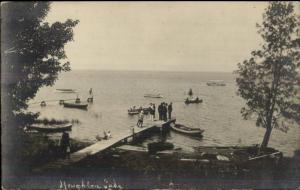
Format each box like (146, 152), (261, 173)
(3, 128), (300, 189)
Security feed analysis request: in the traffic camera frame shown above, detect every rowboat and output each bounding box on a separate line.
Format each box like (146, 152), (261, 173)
(185, 97), (203, 104)
(63, 102), (88, 109)
(144, 94), (163, 98)
(128, 110), (140, 115)
(26, 123), (72, 133)
(128, 106), (152, 115)
(207, 80), (226, 86)
(170, 123), (204, 136)
(56, 88), (76, 93)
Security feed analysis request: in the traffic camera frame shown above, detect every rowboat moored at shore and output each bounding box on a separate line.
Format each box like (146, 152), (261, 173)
(170, 123), (204, 136)
(26, 123), (72, 133)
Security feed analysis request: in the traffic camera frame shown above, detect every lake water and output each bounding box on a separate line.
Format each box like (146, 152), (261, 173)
(28, 70), (300, 157)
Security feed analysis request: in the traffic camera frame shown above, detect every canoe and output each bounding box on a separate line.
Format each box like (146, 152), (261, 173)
(56, 88), (76, 93)
(170, 123), (204, 136)
(185, 98), (203, 104)
(144, 94), (163, 98)
(27, 123), (72, 133)
(63, 102), (88, 109)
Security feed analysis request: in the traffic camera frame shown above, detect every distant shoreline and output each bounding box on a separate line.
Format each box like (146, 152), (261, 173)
(68, 69), (235, 74)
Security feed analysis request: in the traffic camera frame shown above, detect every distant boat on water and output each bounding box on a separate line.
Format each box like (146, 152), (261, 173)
(128, 110), (140, 115)
(56, 88), (76, 93)
(144, 93), (163, 98)
(63, 102), (88, 110)
(185, 97), (203, 104)
(26, 123), (72, 133)
(206, 80), (226, 86)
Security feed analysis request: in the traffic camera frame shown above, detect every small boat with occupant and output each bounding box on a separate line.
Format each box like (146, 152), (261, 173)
(170, 123), (204, 136)
(26, 123), (72, 133)
(128, 110), (140, 115)
(185, 97), (203, 104)
(63, 102), (88, 109)
(56, 88), (77, 93)
(144, 93), (163, 98)
(128, 106), (152, 115)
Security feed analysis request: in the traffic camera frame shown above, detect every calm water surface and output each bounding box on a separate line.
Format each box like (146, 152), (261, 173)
(28, 70), (300, 157)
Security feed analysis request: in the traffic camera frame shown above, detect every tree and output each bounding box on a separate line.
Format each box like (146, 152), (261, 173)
(1, 2), (79, 123)
(236, 2), (300, 148)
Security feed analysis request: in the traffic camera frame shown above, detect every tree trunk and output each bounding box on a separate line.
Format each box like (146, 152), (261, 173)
(261, 126), (272, 149)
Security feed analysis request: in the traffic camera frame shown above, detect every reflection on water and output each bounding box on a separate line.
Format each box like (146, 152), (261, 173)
(28, 70), (300, 157)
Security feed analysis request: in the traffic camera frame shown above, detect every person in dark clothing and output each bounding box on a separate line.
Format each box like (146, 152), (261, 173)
(149, 103), (155, 121)
(60, 132), (70, 159)
(168, 102), (173, 119)
(165, 103), (168, 121)
(161, 102), (164, 121)
(153, 104), (156, 120)
(162, 102), (167, 121)
(158, 103), (162, 120)
(161, 102), (166, 121)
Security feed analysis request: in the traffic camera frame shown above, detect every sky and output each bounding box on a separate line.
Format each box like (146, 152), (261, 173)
(46, 2), (269, 72)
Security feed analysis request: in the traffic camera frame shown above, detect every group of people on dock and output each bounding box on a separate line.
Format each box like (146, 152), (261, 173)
(158, 102), (172, 121)
(137, 102), (173, 127)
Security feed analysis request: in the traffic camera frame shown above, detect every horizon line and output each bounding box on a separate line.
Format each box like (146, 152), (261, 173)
(69, 68), (235, 73)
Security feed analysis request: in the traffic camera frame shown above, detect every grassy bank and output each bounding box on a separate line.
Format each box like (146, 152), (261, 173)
(20, 132), (91, 170)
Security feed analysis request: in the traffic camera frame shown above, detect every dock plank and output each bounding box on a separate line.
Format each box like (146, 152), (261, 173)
(37, 119), (175, 171)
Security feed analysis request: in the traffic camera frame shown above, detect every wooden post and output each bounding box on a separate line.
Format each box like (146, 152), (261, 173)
(132, 127), (135, 142)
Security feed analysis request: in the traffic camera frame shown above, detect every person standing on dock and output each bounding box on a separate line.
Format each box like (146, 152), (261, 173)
(162, 102), (168, 121)
(60, 132), (71, 159)
(153, 103), (156, 120)
(158, 103), (162, 120)
(168, 102), (173, 120)
(137, 110), (144, 128)
(150, 103), (156, 121)
(149, 103), (153, 121)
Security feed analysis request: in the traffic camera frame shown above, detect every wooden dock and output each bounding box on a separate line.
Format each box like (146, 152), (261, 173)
(36, 118), (175, 171)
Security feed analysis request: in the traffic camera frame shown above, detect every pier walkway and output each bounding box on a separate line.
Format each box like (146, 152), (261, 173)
(37, 118), (176, 171)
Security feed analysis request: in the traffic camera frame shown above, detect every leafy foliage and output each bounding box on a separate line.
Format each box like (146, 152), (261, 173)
(2, 2), (79, 121)
(235, 2), (300, 147)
